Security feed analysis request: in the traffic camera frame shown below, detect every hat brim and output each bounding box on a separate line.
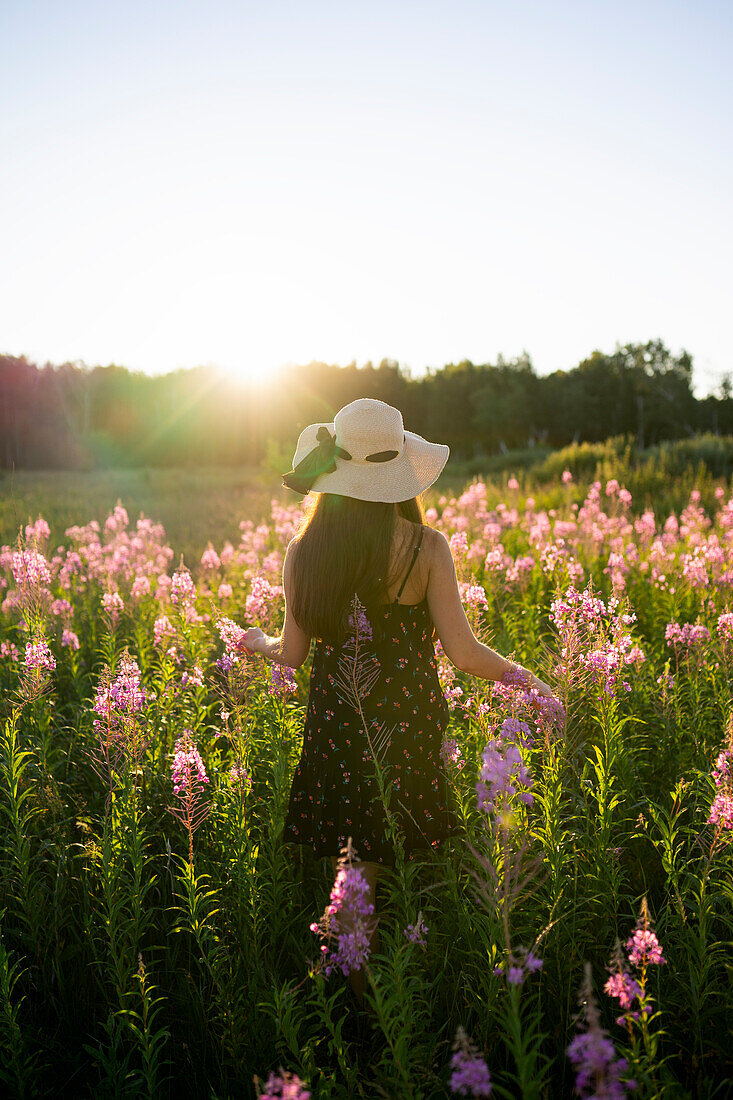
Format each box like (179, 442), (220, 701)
(288, 422), (449, 502)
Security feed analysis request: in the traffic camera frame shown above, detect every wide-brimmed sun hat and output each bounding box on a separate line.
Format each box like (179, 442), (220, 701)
(282, 398), (450, 503)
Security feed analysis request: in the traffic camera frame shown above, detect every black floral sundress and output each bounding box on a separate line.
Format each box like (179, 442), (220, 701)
(282, 525), (462, 867)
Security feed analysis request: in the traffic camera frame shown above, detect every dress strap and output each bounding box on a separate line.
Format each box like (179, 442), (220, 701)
(393, 526), (425, 603)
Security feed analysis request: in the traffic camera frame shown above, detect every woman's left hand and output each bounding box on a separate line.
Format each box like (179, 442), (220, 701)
(241, 626), (265, 654)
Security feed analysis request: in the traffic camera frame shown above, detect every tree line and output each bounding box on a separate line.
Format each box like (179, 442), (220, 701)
(1, 340), (731, 470)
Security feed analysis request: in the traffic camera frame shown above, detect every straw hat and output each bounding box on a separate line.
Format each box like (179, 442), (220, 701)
(282, 398), (450, 502)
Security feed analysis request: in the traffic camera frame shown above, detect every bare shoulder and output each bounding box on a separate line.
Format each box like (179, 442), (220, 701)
(421, 525), (450, 563)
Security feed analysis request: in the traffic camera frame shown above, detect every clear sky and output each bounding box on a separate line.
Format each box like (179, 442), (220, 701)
(1, 0), (731, 395)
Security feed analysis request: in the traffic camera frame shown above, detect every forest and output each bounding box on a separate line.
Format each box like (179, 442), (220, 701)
(2, 340), (732, 470)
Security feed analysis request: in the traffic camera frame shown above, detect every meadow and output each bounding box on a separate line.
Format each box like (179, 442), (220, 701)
(1, 463), (732, 1098)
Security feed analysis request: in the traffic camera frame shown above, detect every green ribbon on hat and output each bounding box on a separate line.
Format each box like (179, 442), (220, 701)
(282, 426), (352, 495)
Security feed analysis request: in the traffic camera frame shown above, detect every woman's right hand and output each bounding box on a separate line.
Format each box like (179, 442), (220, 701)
(509, 664), (557, 702)
(528, 672), (556, 699)
(240, 626), (265, 654)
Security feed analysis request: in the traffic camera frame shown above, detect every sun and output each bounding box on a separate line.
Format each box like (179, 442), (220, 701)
(215, 356), (288, 389)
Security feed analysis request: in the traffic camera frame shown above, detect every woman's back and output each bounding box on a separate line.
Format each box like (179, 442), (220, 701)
(283, 518), (460, 866)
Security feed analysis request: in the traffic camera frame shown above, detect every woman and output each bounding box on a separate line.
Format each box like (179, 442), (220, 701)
(241, 397), (554, 1006)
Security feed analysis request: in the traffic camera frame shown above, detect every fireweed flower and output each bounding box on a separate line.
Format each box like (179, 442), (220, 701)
(169, 730), (211, 864)
(24, 517), (51, 543)
(11, 548), (52, 590)
(498, 716), (533, 745)
(180, 665), (205, 690)
(102, 591), (124, 624)
(717, 612), (733, 645)
(25, 639), (56, 672)
(217, 616), (250, 668)
(404, 912), (429, 948)
(604, 968), (643, 1012)
(567, 963), (633, 1099)
(153, 614), (176, 647)
(441, 736), (464, 770)
(93, 654), (147, 728)
(227, 760), (252, 797)
(476, 736), (534, 816)
(1, 641), (19, 661)
(493, 946), (543, 986)
(449, 1026), (492, 1097)
(170, 568), (197, 605)
(171, 733), (209, 795)
(450, 531), (469, 556)
(50, 597), (73, 620)
(626, 927), (666, 968)
(92, 653), (150, 769)
(709, 745), (733, 830)
(309, 839), (376, 978)
(255, 1068), (311, 1100)
(459, 582), (489, 611)
(347, 604), (373, 641)
(269, 663), (298, 695)
(550, 584), (643, 697)
(90, 652), (151, 792)
(130, 574), (151, 600)
(61, 628), (80, 650)
(201, 545), (221, 571)
(664, 621), (710, 653)
(246, 574), (283, 624)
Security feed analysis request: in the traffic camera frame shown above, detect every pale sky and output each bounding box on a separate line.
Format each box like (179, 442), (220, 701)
(1, 0), (731, 396)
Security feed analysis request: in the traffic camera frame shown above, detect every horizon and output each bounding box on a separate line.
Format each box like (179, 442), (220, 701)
(1, 0), (731, 399)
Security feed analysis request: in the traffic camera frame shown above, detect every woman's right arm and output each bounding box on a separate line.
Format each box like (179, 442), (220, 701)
(426, 529), (554, 695)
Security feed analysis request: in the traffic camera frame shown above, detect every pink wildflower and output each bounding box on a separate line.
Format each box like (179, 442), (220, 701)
(170, 568), (196, 605)
(310, 839), (376, 978)
(450, 531), (469, 556)
(626, 928), (666, 968)
(201, 545), (221, 571)
(227, 761), (252, 796)
(604, 971), (642, 1010)
(494, 947), (543, 986)
(25, 639), (56, 672)
(130, 575), (151, 600)
(169, 730), (211, 864)
(50, 598), (73, 620)
(153, 614), (175, 647)
(404, 912), (429, 948)
(567, 963), (634, 1099)
(459, 582), (488, 611)
(441, 736), (464, 769)
(171, 733), (209, 796)
(717, 613), (733, 644)
(347, 604), (373, 641)
(449, 1026), (492, 1097)
(181, 665), (205, 690)
(11, 549), (51, 589)
(24, 517), (50, 543)
(269, 664), (298, 695)
(102, 591), (124, 623)
(256, 1068), (311, 1100)
(476, 738), (534, 814)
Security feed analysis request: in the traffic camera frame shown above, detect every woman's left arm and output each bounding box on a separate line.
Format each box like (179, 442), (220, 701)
(242, 540), (312, 667)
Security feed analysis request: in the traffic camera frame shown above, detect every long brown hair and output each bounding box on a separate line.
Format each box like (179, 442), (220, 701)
(290, 493), (425, 643)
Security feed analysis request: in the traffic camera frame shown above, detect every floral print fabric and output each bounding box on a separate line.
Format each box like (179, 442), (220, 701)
(283, 592), (461, 867)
